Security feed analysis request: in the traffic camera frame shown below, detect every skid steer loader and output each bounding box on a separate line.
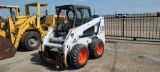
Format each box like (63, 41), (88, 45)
(0, 2), (65, 60)
(39, 5), (105, 69)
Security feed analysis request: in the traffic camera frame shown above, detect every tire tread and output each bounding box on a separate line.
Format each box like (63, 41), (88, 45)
(68, 44), (89, 69)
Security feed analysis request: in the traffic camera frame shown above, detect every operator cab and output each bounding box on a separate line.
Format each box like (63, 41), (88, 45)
(0, 5), (20, 21)
(55, 5), (92, 37)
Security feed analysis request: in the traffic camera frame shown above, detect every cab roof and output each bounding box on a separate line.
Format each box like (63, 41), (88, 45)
(25, 2), (48, 6)
(56, 4), (90, 9)
(0, 5), (19, 8)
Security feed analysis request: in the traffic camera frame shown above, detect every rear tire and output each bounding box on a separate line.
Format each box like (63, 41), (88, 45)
(68, 44), (89, 69)
(20, 31), (41, 51)
(89, 38), (104, 59)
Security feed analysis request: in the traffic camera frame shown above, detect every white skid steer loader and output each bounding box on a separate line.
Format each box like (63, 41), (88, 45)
(39, 5), (105, 69)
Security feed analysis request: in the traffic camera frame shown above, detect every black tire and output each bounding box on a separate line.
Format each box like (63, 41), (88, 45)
(20, 31), (41, 51)
(89, 38), (104, 59)
(68, 44), (89, 69)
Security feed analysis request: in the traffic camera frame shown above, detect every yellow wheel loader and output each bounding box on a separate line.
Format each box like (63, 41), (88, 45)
(0, 2), (65, 60)
(0, 5), (20, 59)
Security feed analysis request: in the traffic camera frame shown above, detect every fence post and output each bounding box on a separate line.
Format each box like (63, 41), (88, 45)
(122, 17), (124, 37)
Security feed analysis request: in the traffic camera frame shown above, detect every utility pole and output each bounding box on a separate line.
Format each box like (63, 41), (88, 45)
(94, 9), (95, 15)
(115, 11), (117, 15)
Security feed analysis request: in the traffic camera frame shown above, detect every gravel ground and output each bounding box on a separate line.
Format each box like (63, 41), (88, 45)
(0, 40), (160, 72)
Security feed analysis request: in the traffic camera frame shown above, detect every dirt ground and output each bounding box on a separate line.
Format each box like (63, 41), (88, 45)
(0, 39), (160, 72)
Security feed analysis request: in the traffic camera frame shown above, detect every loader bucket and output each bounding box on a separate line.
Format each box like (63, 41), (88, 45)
(0, 35), (16, 60)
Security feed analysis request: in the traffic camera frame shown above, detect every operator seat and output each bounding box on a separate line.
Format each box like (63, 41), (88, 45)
(11, 11), (17, 23)
(0, 16), (2, 20)
(40, 16), (46, 24)
(40, 10), (48, 24)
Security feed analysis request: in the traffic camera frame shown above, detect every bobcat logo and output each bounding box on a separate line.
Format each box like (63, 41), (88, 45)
(100, 26), (104, 33)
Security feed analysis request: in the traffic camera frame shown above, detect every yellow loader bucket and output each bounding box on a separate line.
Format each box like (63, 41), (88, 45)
(0, 35), (16, 60)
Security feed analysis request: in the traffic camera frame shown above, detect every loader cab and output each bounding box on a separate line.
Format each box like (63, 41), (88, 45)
(0, 5), (20, 30)
(25, 3), (48, 25)
(0, 5), (20, 20)
(25, 2), (64, 29)
(25, 2), (48, 16)
(55, 5), (92, 37)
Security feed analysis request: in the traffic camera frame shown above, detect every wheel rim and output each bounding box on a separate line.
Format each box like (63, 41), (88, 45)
(28, 36), (38, 47)
(96, 42), (103, 55)
(78, 48), (87, 64)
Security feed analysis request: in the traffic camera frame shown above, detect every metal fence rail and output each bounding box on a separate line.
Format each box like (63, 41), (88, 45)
(104, 13), (160, 40)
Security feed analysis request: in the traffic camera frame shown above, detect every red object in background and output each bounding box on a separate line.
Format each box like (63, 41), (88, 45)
(157, 12), (160, 16)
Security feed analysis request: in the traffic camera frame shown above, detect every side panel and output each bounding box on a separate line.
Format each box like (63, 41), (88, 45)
(96, 17), (105, 44)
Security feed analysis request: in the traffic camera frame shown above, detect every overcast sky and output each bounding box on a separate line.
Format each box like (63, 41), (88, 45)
(0, 0), (160, 17)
